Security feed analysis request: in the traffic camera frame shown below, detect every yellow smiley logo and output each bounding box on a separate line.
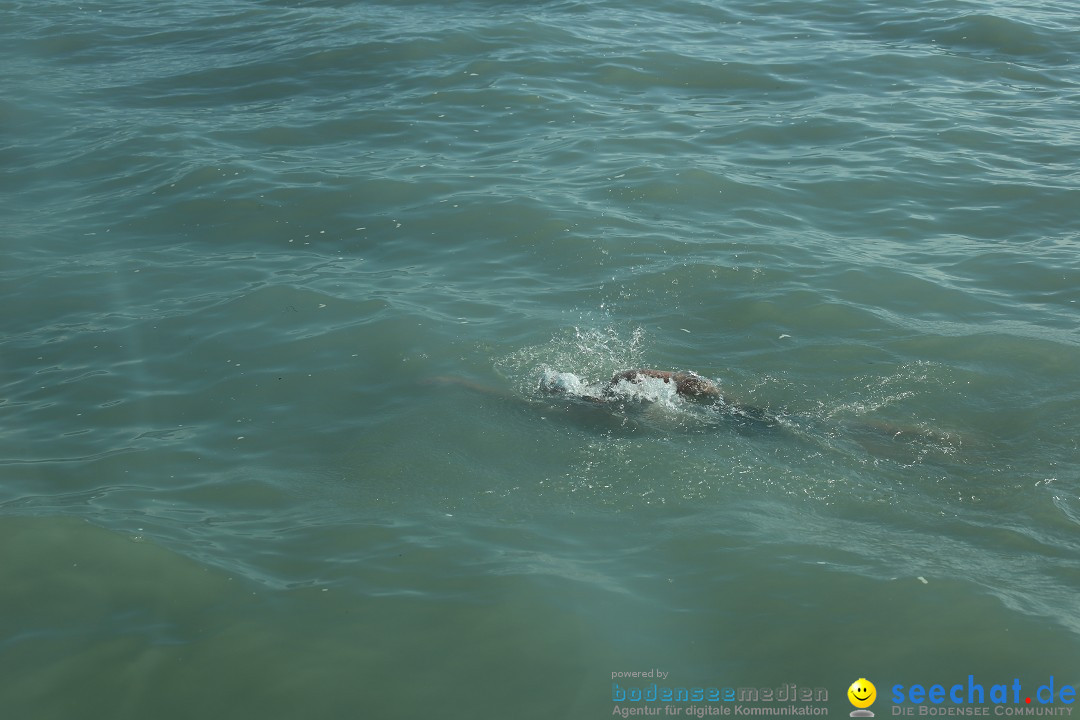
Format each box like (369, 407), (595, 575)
(848, 678), (877, 709)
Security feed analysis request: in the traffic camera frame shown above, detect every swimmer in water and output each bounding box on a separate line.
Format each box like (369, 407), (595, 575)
(427, 369), (962, 455)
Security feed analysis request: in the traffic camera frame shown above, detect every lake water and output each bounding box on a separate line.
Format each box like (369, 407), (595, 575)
(2, 0), (1078, 717)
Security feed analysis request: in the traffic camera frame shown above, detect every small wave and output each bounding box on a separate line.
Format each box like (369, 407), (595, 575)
(936, 13), (1066, 63)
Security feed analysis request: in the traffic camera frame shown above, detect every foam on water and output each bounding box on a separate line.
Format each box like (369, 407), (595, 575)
(538, 369), (597, 398)
(498, 326), (649, 391)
